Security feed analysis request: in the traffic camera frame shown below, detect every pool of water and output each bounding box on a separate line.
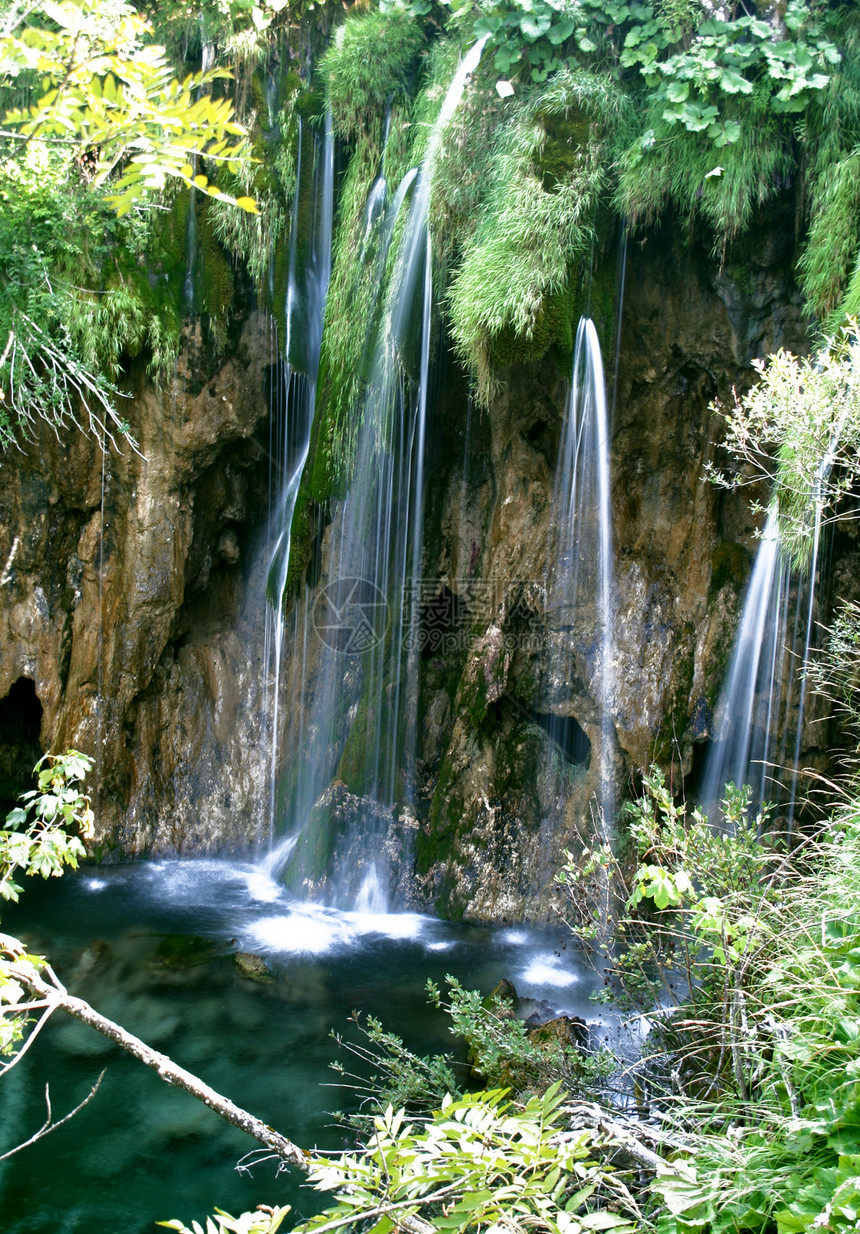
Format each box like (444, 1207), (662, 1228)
(0, 859), (610, 1232)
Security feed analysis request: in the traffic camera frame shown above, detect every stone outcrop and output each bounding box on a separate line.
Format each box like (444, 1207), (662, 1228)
(0, 314), (276, 854)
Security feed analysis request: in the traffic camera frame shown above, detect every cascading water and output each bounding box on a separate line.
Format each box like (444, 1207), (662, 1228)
(268, 39), (489, 909)
(699, 507), (799, 817)
(700, 405), (848, 827)
(542, 318), (616, 836)
(262, 110), (334, 841)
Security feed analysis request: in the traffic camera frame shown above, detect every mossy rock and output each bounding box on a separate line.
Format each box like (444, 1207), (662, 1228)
(538, 108), (593, 191)
(152, 935), (221, 969)
(709, 540), (751, 598)
(319, 9), (426, 143)
(234, 951), (271, 981)
(418, 748), (469, 874)
(487, 279), (576, 369)
(283, 795), (340, 891)
(651, 621), (697, 762)
(296, 84), (326, 121)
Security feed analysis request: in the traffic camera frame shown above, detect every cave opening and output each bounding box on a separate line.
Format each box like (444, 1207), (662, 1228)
(0, 677), (43, 818)
(531, 710), (591, 767)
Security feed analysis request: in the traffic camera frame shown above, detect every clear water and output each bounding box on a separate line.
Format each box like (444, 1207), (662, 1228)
(0, 860), (606, 1232)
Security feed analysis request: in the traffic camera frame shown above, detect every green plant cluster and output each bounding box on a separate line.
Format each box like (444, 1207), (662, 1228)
(429, 975), (614, 1095)
(309, 0), (860, 424)
(551, 759), (860, 1233)
(0, 750), (93, 1056)
(639, 797), (860, 1234)
(707, 327), (860, 570)
(159, 1206), (290, 1234)
(0, 0), (315, 456)
(447, 67), (614, 401)
(301, 1085), (636, 1234)
(0, 136), (249, 451)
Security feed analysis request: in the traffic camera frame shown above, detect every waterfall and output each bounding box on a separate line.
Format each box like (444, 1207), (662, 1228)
(700, 405), (848, 826)
(263, 110), (334, 841)
(699, 508), (797, 817)
(543, 318), (616, 832)
(269, 39), (488, 907)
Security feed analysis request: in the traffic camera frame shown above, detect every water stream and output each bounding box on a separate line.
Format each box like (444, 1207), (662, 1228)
(263, 112), (334, 841)
(699, 507), (796, 817)
(269, 40), (489, 910)
(543, 318), (616, 833)
(700, 408), (845, 826)
(0, 864), (605, 1233)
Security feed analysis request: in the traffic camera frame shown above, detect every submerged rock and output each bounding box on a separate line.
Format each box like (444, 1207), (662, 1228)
(233, 951), (270, 981)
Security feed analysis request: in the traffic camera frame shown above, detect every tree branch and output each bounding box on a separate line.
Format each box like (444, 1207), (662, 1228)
(12, 963), (312, 1172)
(0, 1070), (104, 1161)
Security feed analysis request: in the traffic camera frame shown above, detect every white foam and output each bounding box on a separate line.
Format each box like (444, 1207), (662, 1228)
(347, 911), (428, 941)
(519, 954), (579, 988)
(247, 911), (353, 955)
(240, 869), (283, 904)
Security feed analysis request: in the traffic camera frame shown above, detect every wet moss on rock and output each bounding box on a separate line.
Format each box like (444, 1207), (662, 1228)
(709, 540), (751, 600)
(651, 620), (697, 763)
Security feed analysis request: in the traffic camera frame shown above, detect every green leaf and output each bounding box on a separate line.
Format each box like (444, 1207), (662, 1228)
(720, 67), (753, 94)
(666, 79), (690, 102)
(546, 16), (574, 45)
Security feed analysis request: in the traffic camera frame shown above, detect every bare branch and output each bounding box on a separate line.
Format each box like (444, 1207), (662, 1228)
(12, 962), (313, 1172)
(0, 1070), (105, 1161)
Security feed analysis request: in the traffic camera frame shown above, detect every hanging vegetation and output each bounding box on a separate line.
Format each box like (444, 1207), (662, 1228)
(305, 0), (860, 425)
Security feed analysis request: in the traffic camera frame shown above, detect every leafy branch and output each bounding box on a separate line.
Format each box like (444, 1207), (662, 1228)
(0, 0), (260, 215)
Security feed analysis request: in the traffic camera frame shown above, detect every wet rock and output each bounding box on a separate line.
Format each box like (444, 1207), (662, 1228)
(0, 313), (273, 856)
(527, 1014), (588, 1050)
(153, 935), (222, 969)
(520, 998), (556, 1026)
(233, 952), (270, 981)
(487, 977), (518, 1010)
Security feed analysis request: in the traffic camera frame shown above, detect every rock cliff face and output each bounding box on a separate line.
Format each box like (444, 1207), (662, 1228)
(0, 206), (824, 919)
(404, 214), (813, 921)
(0, 314), (276, 854)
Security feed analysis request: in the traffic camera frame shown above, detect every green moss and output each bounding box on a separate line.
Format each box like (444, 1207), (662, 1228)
(447, 69), (613, 405)
(614, 98), (791, 253)
(336, 701), (370, 794)
(487, 279), (575, 369)
(296, 84), (325, 122)
(283, 492), (320, 598)
(799, 149), (860, 321)
(197, 202), (235, 321)
(797, 20), (860, 325)
(652, 622), (697, 763)
(726, 262), (754, 298)
(418, 752), (467, 875)
(153, 935), (222, 969)
(282, 796), (339, 891)
(319, 10), (426, 144)
(709, 541), (751, 600)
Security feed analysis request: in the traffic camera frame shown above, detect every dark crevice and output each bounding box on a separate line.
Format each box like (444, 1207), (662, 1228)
(531, 710), (591, 767)
(0, 677), (43, 818)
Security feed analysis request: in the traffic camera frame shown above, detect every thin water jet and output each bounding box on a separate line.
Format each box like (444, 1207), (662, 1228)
(543, 317), (616, 836)
(271, 39), (489, 910)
